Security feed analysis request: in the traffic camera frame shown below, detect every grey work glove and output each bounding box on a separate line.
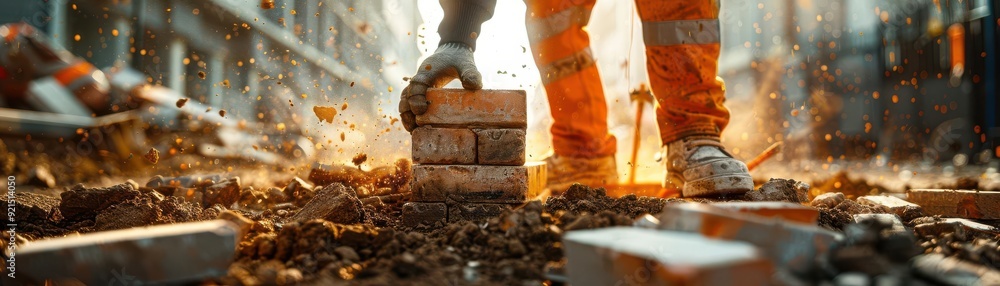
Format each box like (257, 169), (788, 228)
(399, 42), (483, 132)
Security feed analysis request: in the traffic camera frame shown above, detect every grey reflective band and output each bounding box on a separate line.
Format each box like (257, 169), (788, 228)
(539, 47), (595, 85)
(642, 19), (720, 46)
(526, 6), (591, 42)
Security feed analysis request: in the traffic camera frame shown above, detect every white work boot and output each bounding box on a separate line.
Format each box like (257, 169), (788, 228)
(664, 136), (753, 197)
(543, 154), (618, 193)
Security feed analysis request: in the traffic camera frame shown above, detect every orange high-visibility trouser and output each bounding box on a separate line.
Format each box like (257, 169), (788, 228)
(525, 0), (730, 158)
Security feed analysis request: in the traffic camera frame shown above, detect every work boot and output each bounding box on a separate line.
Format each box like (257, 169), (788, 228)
(543, 154), (618, 193)
(664, 136), (753, 197)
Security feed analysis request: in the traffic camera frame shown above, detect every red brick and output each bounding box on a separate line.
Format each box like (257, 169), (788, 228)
(402, 202), (447, 227)
(19, 220), (238, 285)
(411, 162), (546, 203)
(563, 227), (773, 285)
(907, 189), (1000, 219)
(411, 127), (477, 164)
(657, 202), (841, 276)
(474, 128), (526, 165)
(448, 203), (513, 222)
(710, 201), (819, 224)
(415, 88), (527, 128)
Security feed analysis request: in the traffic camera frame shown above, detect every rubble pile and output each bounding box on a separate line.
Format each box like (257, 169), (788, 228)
(7, 167), (1000, 284)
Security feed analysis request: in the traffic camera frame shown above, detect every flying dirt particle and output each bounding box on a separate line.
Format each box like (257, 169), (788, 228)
(176, 98), (189, 108)
(260, 0), (275, 9)
(350, 81), (355, 87)
(341, 103), (348, 110)
(222, 79), (231, 88)
(349, 124), (356, 130)
(388, 86), (393, 92)
(219, 109), (226, 117)
(144, 148), (160, 164)
(198, 71), (206, 79)
(352, 153), (367, 167)
(389, 117), (399, 125)
(340, 132), (345, 141)
(313, 106), (337, 123)
(252, 145), (259, 150)
(206, 107), (213, 112)
(276, 123), (286, 131)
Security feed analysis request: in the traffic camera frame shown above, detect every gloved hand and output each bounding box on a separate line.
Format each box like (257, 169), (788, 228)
(399, 42), (483, 131)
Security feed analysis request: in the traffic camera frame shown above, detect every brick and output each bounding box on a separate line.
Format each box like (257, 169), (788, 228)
(411, 162), (546, 203)
(710, 201), (819, 224)
(19, 220), (239, 285)
(402, 202), (447, 227)
(411, 127), (477, 164)
(857, 195), (925, 220)
(415, 88), (527, 128)
(448, 203), (513, 222)
(286, 183), (363, 224)
(563, 227), (773, 286)
(810, 192), (845, 208)
(474, 128), (526, 165)
(907, 189), (1000, 219)
(657, 202), (842, 275)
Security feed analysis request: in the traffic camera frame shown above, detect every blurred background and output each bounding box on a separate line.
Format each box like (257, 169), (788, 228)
(0, 0), (997, 189)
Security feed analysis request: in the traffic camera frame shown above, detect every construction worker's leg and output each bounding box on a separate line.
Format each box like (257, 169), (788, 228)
(525, 0), (617, 190)
(635, 0), (753, 197)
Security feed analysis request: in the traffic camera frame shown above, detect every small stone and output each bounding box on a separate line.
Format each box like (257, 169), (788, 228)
(286, 184), (363, 224)
(144, 148), (160, 164)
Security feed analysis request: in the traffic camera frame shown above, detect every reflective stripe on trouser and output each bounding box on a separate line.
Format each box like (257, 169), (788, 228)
(636, 0), (731, 144)
(526, 0), (616, 158)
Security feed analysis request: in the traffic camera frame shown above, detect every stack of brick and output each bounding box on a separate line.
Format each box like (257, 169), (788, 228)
(403, 88), (546, 226)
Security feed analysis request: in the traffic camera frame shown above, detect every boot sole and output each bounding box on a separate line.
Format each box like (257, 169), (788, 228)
(682, 174), (754, 197)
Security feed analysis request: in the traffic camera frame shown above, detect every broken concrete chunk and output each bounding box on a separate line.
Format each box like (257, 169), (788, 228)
(852, 214), (906, 235)
(411, 127), (477, 164)
(411, 162), (546, 203)
(744, 178), (808, 203)
(907, 189), (1000, 219)
(415, 88), (527, 128)
(912, 254), (1000, 285)
(857, 195), (925, 221)
(810, 192), (846, 208)
(287, 183), (363, 224)
(473, 128), (526, 165)
(657, 202), (841, 275)
(563, 227), (773, 286)
(401, 202), (447, 227)
(448, 203), (512, 223)
(913, 218), (999, 238)
(711, 201), (820, 224)
(204, 177), (241, 207)
(59, 182), (141, 221)
(19, 220), (239, 285)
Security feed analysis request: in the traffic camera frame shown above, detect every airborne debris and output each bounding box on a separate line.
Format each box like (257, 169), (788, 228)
(312, 106), (337, 123)
(145, 147), (160, 164)
(352, 153), (368, 167)
(176, 98), (189, 108)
